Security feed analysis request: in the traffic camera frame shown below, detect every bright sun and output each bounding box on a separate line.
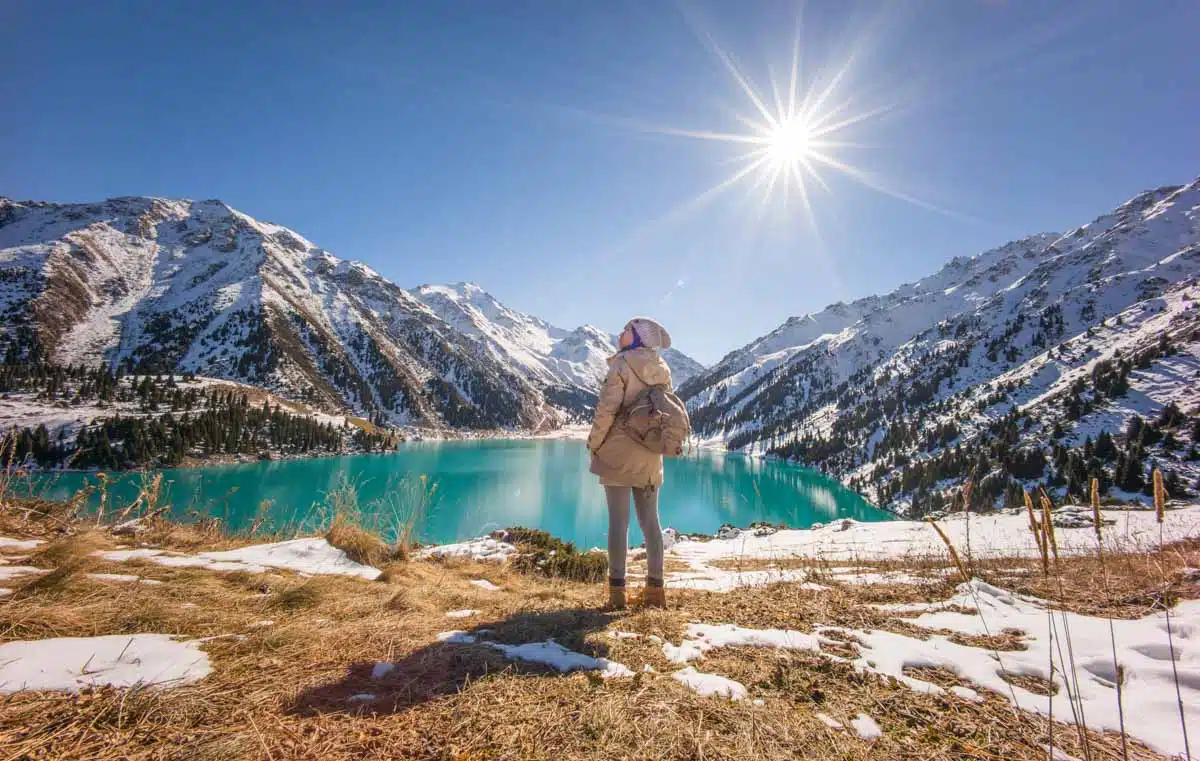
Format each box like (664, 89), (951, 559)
(766, 118), (812, 167)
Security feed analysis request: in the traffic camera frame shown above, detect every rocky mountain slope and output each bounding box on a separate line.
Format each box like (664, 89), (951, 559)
(0, 197), (570, 431)
(681, 178), (1200, 514)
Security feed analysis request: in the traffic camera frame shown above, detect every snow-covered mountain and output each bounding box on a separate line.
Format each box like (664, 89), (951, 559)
(413, 282), (705, 400)
(0, 197), (554, 430)
(681, 178), (1200, 513)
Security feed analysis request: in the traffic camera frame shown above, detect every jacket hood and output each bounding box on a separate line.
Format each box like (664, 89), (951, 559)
(614, 347), (673, 387)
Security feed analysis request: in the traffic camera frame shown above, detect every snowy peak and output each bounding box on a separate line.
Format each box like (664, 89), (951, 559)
(0, 196), (549, 431)
(413, 283), (706, 399)
(0, 195), (702, 428)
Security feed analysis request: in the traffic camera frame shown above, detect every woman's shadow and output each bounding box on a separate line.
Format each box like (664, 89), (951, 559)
(288, 608), (620, 716)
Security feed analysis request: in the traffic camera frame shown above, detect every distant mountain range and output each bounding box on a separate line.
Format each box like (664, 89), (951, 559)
(3, 178), (1197, 513)
(0, 196), (702, 430)
(679, 177), (1200, 513)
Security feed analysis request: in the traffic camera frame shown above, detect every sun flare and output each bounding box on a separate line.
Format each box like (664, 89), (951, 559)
(621, 8), (957, 237)
(765, 117), (813, 168)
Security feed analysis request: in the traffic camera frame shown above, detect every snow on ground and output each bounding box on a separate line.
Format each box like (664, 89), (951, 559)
(0, 566), (44, 582)
(665, 568), (819, 593)
(0, 537), (42, 551)
(837, 580), (1200, 757)
(850, 713), (883, 741)
(654, 578), (1199, 758)
(97, 538), (382, 580)
(445, 609), (480, 618)
(662, 623), (828, 665)
(432, 632), (634, 678)
(0, 634), (211, 693)
(470, 579), (501, 591)
(668, 506), (1200, 567)
(488, 641), (634, 678)
(658, 505), (1200, 593)
(415, 536), (517, 562)
(86, 573), (163, 585)
(671, 666), (747, 700)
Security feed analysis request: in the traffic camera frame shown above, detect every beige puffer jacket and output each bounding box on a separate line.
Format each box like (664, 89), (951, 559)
(587, 347), (674, 488)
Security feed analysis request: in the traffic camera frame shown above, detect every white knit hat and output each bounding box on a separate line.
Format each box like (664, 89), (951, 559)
(627, 317), (672, 350)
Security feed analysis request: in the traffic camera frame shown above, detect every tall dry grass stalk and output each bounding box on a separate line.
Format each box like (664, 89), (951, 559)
(93, 472), (110, 527)
(1090, 478), (1103, 543)
(961, 479), (974, 572)
(0, 433), (17, 508)
(1153, 469), (1166, 523)
(926, 518), (968, 583)
(114, 472), (165, 524)
(1039, 490), (1060, 564)
(1023, 489), (1049, 574)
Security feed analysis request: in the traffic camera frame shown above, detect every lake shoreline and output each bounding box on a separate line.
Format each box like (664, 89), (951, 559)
(32, 439), (889, 548)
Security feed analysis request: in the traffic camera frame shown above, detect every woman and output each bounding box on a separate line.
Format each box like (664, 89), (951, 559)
(587, 317), (674, 610)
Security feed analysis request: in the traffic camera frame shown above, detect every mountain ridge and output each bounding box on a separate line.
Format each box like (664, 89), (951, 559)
(680, 178), (1200, 513)
(0, 195), (699, 431)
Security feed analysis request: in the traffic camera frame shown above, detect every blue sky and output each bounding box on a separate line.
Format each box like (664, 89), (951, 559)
(2, 1), (1197, 364)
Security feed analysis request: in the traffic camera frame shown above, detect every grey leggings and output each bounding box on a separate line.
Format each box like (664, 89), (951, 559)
(605, 485), (664, 584)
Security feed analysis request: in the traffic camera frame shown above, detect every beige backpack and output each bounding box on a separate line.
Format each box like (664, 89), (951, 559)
(621, 364), (692, 457)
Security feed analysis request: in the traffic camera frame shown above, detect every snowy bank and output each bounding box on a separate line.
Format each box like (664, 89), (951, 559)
(668, 505), (1200, 566)
(98, 538), (382, 580)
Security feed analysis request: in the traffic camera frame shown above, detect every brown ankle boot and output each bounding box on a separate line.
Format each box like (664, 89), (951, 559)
(606, 579), (627, 610)
(641, 578), (666, 609)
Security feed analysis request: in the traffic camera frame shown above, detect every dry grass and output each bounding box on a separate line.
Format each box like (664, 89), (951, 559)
(0, 503), (1194, 760)
(326, 512), (394, 567)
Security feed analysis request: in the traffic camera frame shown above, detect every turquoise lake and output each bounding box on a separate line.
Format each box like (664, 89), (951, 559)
(33, 440), (889, 548)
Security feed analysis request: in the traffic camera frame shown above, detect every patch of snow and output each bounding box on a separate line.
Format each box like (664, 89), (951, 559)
(951, 685), (984, 703)
(416, 536), (518, 562)
(370, 663), (395, 679)
(97, 538), (381, 580)
(850, 713), (882, 741)
(662, 623), (826, 665)
(436, 631), (477, 644)
(671, 666), (747, 700)
(445, 609), (480, 619)
(347, 693), (375, 703)
(199, 539), (381, 580)
(487, 640), (634, 678)
(607, 631), (642, 640)
(0, 537), (42, 551)
(0, 634), (210, 693)
(0, 566), (44, 581)
(470, 579), (501, 591)
(666, 568), (814, 592)
(246, 620), (274, 629)
(86, 573), (163, 585)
